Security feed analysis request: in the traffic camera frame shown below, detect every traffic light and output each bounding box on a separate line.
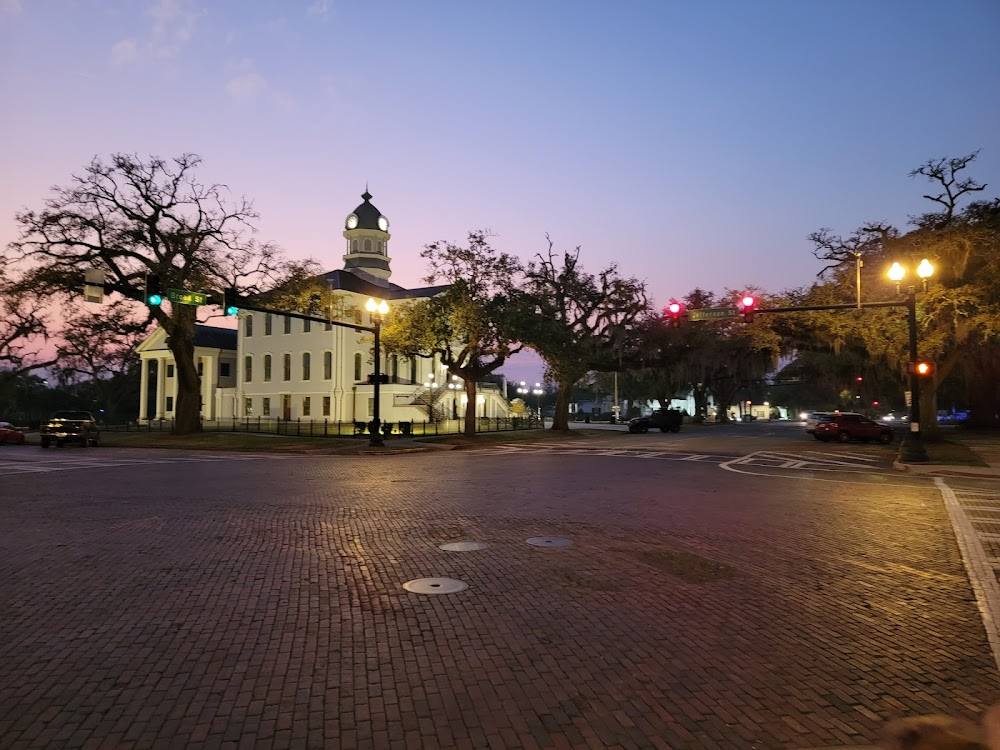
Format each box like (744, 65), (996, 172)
(144, 273), (163, 306)
(666, 301), (684, 328)
(738, 294), (757, 320)
(910, 361), (935, 377)
(223, 288), (239, 316)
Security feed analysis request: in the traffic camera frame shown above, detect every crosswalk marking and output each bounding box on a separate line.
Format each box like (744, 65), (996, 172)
(0, 454), (296, 477)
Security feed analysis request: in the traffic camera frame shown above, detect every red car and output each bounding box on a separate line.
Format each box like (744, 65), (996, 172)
(0, 421), (26, 445)
(813, 413), (894, 444)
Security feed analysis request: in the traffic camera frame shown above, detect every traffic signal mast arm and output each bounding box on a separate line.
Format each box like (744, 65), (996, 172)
(219, 295), (379, 334)
(751, 300), (906, 314)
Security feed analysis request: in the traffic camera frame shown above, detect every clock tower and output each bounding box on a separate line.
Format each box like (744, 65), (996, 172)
(342, 190), (391, 280)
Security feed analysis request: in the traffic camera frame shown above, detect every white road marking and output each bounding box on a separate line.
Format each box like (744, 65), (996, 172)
(936, 477), (1000, 678)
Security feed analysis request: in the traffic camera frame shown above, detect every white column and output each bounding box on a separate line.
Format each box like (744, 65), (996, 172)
(202, 354), (214, 420)
(155, 357), (166, 419)
(139, 357), (149, 421)
(171, 360), (178, 415)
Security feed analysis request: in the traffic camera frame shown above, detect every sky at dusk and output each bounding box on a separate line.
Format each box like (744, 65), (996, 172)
(2, 0), (998, 384)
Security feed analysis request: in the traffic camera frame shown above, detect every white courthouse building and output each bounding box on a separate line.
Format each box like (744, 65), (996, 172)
(136, 191), (512, 426)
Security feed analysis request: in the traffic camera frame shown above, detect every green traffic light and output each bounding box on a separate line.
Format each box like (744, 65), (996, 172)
(225, 305), (238, 316)
(148, 294), (163, 306)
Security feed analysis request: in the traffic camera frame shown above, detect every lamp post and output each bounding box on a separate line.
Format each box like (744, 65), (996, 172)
(365, 297), (390, 447)
(887, 260), (934, 462)
(517, 382), (529, 418)
(533, 384), (543, 421)
(448, 378), (460, 420)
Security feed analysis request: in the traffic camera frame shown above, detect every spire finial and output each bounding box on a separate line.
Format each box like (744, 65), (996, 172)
(362, 184), (372, 202)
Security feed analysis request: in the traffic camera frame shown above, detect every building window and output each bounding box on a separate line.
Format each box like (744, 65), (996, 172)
(264, 354), (272, 382)
(265, 314), (273, 335)
(244, 398), (252, 416)
(246, 316), (253, 337)
(244, 355), (252, 383)
(220, 362), (231, 377)
(302, 352), (311, 381)
(303, 319), (311, 333)
(283, 353), (291, 381)
(302, 396), (311, 417)
(325, 321), (332, 331)
(167, 364), (174, 378)
(197, 361), (204, 376)
(322, 396), (330, 417)
(364, 238), (372, 253)
(351, 239), (358, 253)
(354, 352), (362, 381)
(166, 396), (174, 411)
(283, 316), (291, 334)
(262, 397), (271, 417)
(379, 241), (385, 255)
(323, 351), (332, 380)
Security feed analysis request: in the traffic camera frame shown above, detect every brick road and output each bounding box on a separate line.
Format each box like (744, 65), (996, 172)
(1, 447), (997, 749)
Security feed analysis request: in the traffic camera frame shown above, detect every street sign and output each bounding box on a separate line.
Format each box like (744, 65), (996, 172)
(688, 307), (739, 321)
(167, 288), (209, 306)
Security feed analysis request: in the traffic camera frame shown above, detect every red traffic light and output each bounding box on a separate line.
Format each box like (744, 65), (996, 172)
(740, 295), (757, 310)
(665, 301), (684, 327)
(856, 376), (863, 382)
(667, 301), (682, 315)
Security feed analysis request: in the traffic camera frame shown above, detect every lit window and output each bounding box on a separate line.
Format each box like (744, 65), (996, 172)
(262, 397), (270, 417)
(244, 397), (252, 416)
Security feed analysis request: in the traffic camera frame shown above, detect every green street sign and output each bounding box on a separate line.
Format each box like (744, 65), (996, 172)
(167, 288), (209, 306)
(688, 307), (739, 321)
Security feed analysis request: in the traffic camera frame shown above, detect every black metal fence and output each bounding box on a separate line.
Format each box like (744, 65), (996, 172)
(104, 416), (543, 438)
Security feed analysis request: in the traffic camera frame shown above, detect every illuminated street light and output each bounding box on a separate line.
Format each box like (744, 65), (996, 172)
(365, 297), (390, 447)
(886, 260), (935, 462)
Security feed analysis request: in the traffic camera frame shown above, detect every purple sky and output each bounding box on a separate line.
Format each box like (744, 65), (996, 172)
(2, 1), (998, 385)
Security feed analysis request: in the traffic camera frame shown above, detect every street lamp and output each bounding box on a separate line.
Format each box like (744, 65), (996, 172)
(886, 259), (934, 462)
(532, 383), (543, 421)
(365, 297), (390, 447)
(447, 377), (460, 420)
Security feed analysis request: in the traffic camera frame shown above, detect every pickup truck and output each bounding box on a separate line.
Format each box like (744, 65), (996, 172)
(40, 410), (101, 448)
(627, 409), (683, 434)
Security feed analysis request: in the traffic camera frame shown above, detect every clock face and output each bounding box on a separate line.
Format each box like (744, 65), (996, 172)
(346, 214), (359, 229)
(378, 216), (389, 231)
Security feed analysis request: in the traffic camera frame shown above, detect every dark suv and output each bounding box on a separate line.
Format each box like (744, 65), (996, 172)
(812, 413), (893, 444)
(40, 411), (100, 448)
(628, 409), (683, 434)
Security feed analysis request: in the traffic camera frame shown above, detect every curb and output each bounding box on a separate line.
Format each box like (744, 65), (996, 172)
(893, 459), (1000, 479)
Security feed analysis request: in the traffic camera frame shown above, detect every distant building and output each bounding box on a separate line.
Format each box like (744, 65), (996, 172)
(135, 191), (511, 424)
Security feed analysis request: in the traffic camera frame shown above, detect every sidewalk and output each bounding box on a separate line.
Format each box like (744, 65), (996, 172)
(894, 433), (1000, 478)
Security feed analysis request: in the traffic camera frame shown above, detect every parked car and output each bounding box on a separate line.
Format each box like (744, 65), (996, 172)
(40, 411), (100, 448)
(0, 421), (26, 445)
(812, 413), (893, 443)
(628, 409), (683, 434)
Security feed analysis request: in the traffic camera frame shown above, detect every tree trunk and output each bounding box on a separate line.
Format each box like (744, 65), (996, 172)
(463, 379), (477, 437)
(711, 382), (738, 424)
(166, 306), (203, 435)
(919, 386), (939, 439)
(550, 382), (573, 431)
(693, 385), (708, 423)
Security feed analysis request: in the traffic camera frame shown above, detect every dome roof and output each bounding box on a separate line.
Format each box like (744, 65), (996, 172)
(345, 190), (388, 231)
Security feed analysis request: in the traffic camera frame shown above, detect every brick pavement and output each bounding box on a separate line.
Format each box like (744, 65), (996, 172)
(0, 450), (997, 749)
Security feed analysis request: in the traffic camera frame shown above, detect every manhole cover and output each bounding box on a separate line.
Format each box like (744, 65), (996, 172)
(403, 578), (468, 594)
(526, 537), (572, 548)
(439, 541), (490, 552)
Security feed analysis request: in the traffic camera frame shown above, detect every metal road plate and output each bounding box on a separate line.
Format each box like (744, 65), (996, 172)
(439, 541), (490, 552)
(402, 578), (468, 594)
(526, 537), (572, 548)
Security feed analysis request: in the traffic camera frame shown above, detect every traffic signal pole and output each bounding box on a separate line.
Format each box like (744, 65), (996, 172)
(753, 297), (928, 462)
